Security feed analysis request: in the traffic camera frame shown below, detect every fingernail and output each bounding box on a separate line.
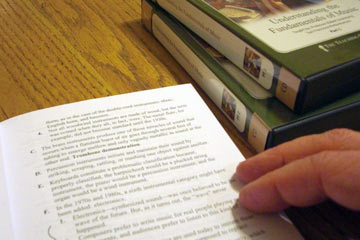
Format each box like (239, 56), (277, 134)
(239, 187), (251, 206)
(238, 189), (255, 212)
(236, 158), (260, 183)
(238, 186), (265, 213)
(236, 162), (248, 183)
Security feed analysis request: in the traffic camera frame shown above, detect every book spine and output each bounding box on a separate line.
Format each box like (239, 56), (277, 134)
(150, 0), (301, 111)
(142, 0), (270, 152)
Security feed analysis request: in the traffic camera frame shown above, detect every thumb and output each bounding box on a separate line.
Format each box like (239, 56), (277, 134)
(239, 150), (360, 213)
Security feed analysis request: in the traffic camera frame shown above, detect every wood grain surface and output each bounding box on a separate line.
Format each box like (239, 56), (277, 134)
(0, 0), (255, 157)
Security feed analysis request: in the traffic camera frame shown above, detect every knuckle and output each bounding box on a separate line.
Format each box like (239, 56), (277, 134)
(309, 150), (346, 180)
(325, 128), (352, 138)
(324, 128), (358, 147)
(307, 151), (332, 188)
(307, 150), (338, 176)
(308, 151), (328, 170)
(313, 151), (331, 164)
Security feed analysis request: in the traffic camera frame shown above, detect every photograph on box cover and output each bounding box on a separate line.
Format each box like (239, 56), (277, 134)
(203, 0), (331, 23)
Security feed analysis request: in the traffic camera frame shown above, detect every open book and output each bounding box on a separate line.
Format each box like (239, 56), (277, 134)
(0, 84), (302, 239)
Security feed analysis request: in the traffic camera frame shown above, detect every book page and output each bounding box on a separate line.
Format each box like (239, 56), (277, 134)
(0, 84), (302, 240)
(0, 137), (15, 240)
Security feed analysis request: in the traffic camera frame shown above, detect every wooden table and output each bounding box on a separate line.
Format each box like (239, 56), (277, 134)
(1, 1), (359, 240)
(0, 0), (254, 157)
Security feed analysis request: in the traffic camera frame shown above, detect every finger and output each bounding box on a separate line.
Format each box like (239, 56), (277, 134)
(238, 150), (360, 213)
(237, 128), (360, 183)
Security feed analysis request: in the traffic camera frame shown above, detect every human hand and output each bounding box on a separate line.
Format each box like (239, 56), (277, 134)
(236, 128), (360, 213)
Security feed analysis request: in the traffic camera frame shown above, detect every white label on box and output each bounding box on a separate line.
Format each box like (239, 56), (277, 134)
(240, 0), (360, 53)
